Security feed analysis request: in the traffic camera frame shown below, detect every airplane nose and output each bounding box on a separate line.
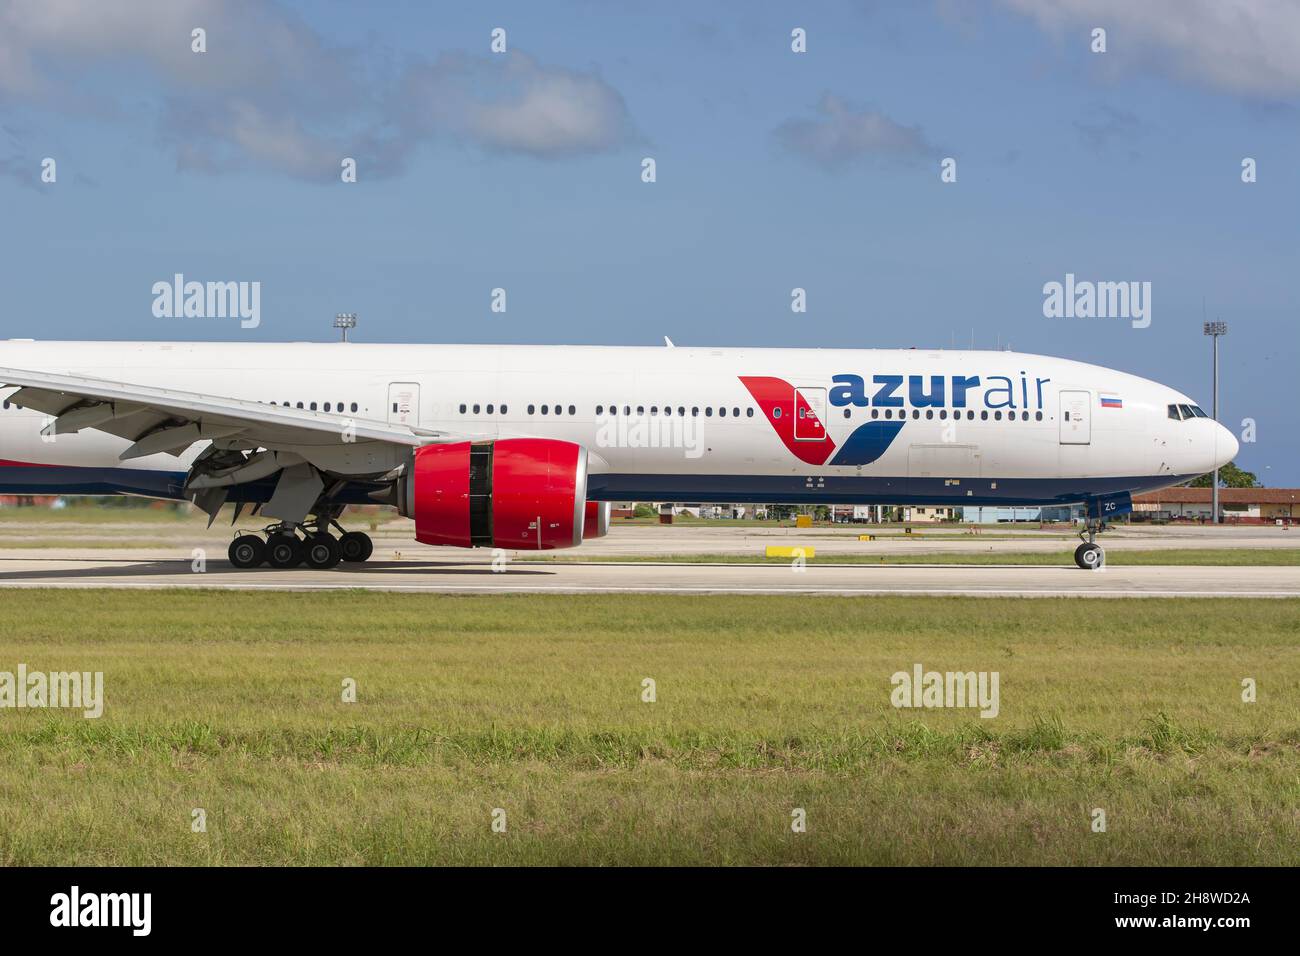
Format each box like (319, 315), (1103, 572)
(1215, 421), (1239, 469)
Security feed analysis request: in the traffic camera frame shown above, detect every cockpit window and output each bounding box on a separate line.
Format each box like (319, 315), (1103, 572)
(1169, 403), (1210, 421)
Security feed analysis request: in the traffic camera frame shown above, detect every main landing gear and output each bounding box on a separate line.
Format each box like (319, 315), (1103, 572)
(1073, 519), (1106, 570)
(227, 516), (373, 571)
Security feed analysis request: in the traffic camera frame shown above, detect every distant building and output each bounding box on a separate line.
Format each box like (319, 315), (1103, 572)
(962, 505), (1084, 523)
(904, 506), (958, 523)
(1132, 487), (1299, 523)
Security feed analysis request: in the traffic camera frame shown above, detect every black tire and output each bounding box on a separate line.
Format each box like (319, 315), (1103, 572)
(266, 534), (304, 569)
(305, 533), (342, 570)
(339, 531), (373, 563)
(228, 534), (266, 569)
(1074, 542), (1104, 570)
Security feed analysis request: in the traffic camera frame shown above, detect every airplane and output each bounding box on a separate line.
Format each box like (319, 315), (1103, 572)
(0, 339), (1236, 570)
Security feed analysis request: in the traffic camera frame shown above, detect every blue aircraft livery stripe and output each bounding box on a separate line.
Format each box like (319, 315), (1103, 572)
(827, 420), (906, 466)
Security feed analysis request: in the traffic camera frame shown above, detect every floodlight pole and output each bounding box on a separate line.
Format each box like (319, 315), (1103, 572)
(1203, 320), (1228, 523)
(334, 312), (357, 343)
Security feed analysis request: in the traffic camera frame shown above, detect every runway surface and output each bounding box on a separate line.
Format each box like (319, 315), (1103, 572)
(0, 551), (1294, 597)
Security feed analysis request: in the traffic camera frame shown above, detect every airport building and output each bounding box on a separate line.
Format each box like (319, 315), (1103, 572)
(1132, 487), (1300, 523)
(960, 505), (1082, 523)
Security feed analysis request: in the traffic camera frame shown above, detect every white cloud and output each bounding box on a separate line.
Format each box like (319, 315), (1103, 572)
(396, 52), (637, 158)
(774, 94), (937, 168)
(1002, 0), (1300, 98)
(0, 0), (638, 179)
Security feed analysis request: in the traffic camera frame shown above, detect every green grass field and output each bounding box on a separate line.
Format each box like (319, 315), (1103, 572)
(0, 591), (1296, 865)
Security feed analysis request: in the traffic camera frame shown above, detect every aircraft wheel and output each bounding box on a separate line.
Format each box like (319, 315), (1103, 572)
(228, 534), (266, 569)
(1074, 542), (1104, 570)
(305, 533), (343, 570)
(266, 534), (305, 569)
(339, 531), (373, 563)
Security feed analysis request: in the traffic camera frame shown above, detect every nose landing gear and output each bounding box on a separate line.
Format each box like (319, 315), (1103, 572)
(1074, 520), (1106, 570)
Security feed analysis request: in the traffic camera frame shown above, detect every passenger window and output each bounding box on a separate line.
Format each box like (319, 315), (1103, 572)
(745, 408), (753, 418)
(486, 404), (494, 414)
(568, 405), (575, 415)
(541, 405), (549, 415)
(596, 405), (603, 415)
(350, 403), (358, 413)
(528, 405), (535, 414)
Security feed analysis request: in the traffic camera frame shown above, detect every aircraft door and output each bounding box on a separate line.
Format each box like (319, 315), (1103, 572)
(794, 387), (827, 441)
(1059, 389), (1090, 444)
(388, 382), (420, 426)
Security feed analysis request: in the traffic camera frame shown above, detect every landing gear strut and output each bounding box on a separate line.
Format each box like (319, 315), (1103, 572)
(226, 515), (373, 570)
(1074, 520), (1106, 570)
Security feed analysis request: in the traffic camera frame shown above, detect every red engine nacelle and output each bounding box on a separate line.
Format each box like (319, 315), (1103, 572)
(583, 500), (611, 539)
(398, 439), (588, 550)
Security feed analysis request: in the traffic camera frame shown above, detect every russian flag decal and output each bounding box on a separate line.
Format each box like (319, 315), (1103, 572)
(1100, 395), (1122, 408)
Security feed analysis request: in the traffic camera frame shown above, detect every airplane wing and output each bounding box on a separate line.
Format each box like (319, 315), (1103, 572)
(0, 365), (442, 454)
(0, 365), (459, 523)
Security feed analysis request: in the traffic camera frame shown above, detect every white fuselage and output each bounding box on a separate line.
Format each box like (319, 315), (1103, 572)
(0, 340), (1236, 507)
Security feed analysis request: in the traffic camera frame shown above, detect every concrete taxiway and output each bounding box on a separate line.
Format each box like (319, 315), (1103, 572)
(0, 550), (1294, 597)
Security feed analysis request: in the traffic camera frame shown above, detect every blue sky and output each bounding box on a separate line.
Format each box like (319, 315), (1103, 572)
(1, 0), (1296, 482)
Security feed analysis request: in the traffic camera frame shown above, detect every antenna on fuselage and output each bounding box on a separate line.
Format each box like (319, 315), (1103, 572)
(663, 336), (675, 348)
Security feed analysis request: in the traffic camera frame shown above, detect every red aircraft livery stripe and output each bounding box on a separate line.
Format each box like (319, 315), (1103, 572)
(738, 376), (836, 466)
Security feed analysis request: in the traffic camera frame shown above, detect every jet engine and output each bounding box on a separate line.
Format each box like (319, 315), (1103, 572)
(396, 438), (588, 550)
